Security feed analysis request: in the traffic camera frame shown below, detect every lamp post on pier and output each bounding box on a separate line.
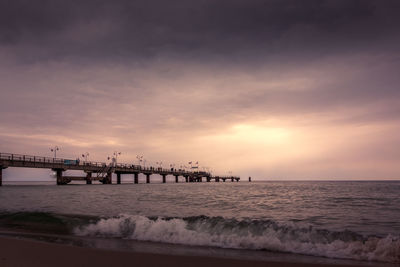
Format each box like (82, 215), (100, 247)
(170, 164), (175, 171)
(156, 161), (163, 170)
(107, 151), (121, 167)
(82, 152), (89, 163)
(136, 155), (143, 166)
(50, 146), (60, 158)
(113, 151), (121, 163)
(190, 161), (199, 172)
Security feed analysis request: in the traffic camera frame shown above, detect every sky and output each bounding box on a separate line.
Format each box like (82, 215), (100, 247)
(1, 0), (400, 180)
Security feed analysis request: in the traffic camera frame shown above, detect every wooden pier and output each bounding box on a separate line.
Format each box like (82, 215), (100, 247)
(0, 153), (240, 186)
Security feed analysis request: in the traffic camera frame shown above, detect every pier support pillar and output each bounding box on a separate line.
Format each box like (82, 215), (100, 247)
(162, 174), (166, 183)
(206, 177), (211, 182)
(199, 177), (203, 182)
(0, 167), (2, 186)
(146, 174), (150, 184)
(185, 176), (188, 183)
(134, 173), (139, 184)
(117, 173), (121, 184)
(249, 176), (251, 182)
(106, 171), (112, 184)
(175, 175), (179, 183)
(86, 172), (92, 184)
(55, 169), (64, 185)
(231, 178), (234, 182)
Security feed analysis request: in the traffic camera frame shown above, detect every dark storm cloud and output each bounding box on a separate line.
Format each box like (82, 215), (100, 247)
(1, 0), (400, 179)
(1, 0), (399, 63)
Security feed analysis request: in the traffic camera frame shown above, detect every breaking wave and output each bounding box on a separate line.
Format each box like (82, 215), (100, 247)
(74, 214), (400, 263)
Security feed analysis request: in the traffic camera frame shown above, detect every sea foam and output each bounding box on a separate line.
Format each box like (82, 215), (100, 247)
(74, 214), (400, 263)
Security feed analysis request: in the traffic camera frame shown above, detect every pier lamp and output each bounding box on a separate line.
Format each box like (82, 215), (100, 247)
(50, 146), (60, 158)
(136, 155), (143, 166)
(113, 151), (121, 164)
(189, 161), (199, 171)
(107, 151), (121, 167)
(82, 152), (89, 163)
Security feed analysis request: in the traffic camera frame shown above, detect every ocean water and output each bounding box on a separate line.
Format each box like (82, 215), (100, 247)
(0, 180), (399, 264)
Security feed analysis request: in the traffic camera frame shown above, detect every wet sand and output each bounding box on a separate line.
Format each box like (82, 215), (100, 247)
(0, 236), (363, 267)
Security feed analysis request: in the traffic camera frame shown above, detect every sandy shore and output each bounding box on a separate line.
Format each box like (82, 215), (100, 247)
(0, 236), (367, 267)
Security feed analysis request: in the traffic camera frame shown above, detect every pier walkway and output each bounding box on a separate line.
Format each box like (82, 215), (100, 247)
(0, 153), (240, 186)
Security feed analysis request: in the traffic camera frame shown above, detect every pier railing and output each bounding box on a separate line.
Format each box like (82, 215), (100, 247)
(0, 152), (212, 176)
(0, 153), (106, 167)
(0, 152), (240, 185)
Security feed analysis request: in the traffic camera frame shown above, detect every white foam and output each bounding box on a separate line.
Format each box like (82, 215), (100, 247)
(74, 215), (400, 263)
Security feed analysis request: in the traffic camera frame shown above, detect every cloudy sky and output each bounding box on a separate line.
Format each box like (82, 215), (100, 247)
(1, 0), (400, 180)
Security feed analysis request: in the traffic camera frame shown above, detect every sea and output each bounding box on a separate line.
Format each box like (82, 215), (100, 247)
(0, 180), (399, 266)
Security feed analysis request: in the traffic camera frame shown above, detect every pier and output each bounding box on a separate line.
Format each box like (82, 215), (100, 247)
(0, 153), (240, 186)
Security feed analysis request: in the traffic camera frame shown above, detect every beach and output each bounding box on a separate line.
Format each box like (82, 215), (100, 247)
(0, 236), (368, 267)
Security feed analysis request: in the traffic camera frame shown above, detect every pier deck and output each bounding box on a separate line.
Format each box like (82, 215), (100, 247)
(0, 153), (240, 186)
